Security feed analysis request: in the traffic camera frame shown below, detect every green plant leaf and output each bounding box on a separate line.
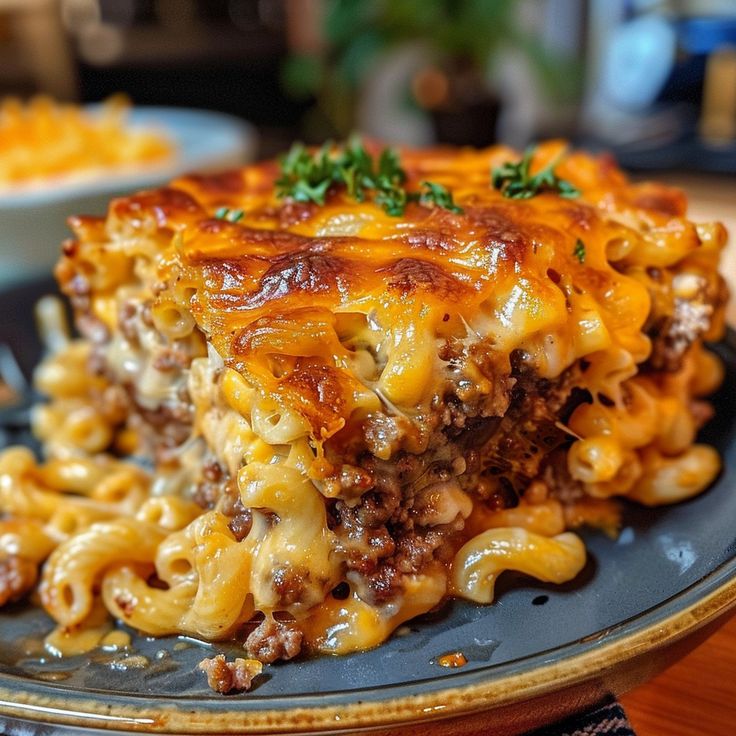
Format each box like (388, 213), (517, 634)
(491, 146), (579, 200)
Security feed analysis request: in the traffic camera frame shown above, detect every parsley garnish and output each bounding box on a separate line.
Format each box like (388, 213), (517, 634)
(275, 142), (336, 205)
(573, 238), (586, 263)
(491, 146), (580, 200)
(374, 186), (410, 217)
(275, 137), (463, 216)
(214, 207), (244, 222)
(417, 181), (464, 214)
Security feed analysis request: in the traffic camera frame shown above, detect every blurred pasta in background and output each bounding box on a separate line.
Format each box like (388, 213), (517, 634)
(0, 95), (172, 190)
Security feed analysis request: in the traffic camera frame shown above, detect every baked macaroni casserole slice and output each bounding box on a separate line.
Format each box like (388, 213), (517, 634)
(0, 140), (728, 691)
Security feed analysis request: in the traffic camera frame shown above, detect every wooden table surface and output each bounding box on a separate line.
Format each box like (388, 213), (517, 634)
(618, 173), (736, 735)
(621, 614), (736, 735)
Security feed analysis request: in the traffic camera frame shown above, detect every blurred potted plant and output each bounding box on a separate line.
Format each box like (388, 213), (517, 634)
(283, 0), (581, 145)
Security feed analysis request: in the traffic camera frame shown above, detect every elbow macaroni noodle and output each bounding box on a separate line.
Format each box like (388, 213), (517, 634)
(0, 141), (728, 668)
(451, 529), (587, 604)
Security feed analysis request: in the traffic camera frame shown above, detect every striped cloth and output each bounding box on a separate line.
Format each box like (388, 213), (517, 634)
(526, 700), (635, 736)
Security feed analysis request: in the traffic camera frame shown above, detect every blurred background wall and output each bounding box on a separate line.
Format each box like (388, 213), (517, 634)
(0, 0), (735, 169)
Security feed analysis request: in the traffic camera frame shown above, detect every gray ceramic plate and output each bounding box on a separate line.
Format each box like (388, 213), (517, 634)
(0, 280), (734, 735)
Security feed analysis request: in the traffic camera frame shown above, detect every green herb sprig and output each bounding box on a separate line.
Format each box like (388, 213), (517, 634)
(491, 146), (579, 200)
(416, 181), (464, 214)
(573, 238), (586, 263)
(275, 137), (463, 217)
(275, 143), (336, 205)
(214, 207), (245, 223)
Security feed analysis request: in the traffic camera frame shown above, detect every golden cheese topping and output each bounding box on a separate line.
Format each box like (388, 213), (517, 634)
(63, 140), (721, 445)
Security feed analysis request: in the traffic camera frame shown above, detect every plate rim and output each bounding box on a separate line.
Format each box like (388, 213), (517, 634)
(1, 518), (734, 733)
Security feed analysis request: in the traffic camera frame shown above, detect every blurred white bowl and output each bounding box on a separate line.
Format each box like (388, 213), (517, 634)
(0, 106), (257, 286)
